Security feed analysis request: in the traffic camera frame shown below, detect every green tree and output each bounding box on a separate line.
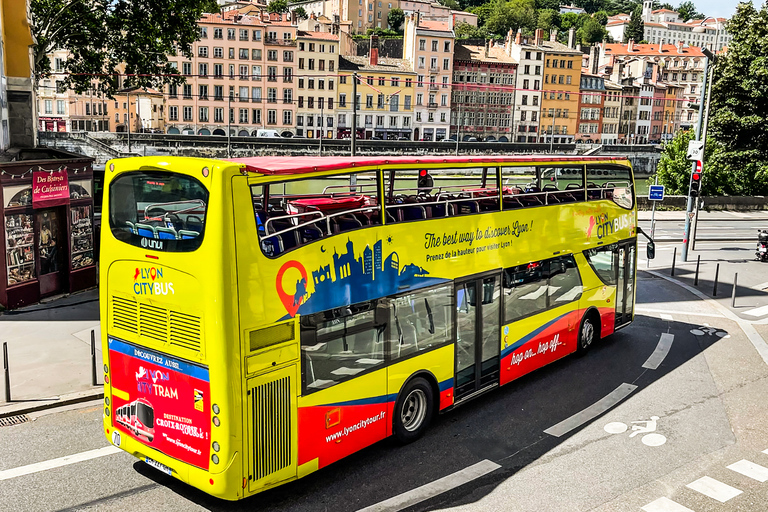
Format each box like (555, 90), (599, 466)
(268, 0), (289, 13)
(535, 0), (561, 9)
(30, 0), (219, 97)
(485, 0), (537, 37)
(625, 4), (644, 42)
(293, 6), (308, 19)
(605, 0), (640, 16)
(707, 1), (768, 196)
(387, 8), (405, 31)
(578, 17), (607, 43)
(593, 10), (609, 25)
(656, 130), (726, 196)
(469, 3), (495, 26)
(676, 1), (701, 22)
(560, 12), (581, 31)
(454, 21), (493, 39)
(439, 0), (462, 9)
(537, 9), (561, 31)
(574, 0), (606, 14)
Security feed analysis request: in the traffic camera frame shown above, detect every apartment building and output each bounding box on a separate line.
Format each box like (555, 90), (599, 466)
(539, 30), (581, 144)
(600, 41), (705, 130)
(602, 80), (622, 144)
(662, 83), (684, 141)
(576, 73), (604, 143)
(296, 31), (339, 138)
(606, 2), (732, 51)
(650, 82), (666, 142)
(618, 80), (639, 143)
(343, 0), (397, 32)
(337, 54), (416, 139)
(400, 0), (478, 26)
(451, 42), (516, 141)
(164, 11), (297, 137)
(403, 14), (454, 141)
(113, 87), (165, 133)
(504, 29), (544, 143)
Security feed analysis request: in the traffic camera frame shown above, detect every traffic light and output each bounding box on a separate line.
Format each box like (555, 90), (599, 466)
(417, 169), (433, 193)
(689, 161), (702, 197)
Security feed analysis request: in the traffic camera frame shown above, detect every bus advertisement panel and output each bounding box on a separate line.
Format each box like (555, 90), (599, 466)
(108, 337), (211, 469)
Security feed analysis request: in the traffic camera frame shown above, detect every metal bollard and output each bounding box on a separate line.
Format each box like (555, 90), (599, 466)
(91, 330), (98, 387)
(732, 272), (738, 308)
(694, 255), (701, 286)
(671, 247), (677, 277)
(713, 263), (720, 296)
(3, 342), (10, 403)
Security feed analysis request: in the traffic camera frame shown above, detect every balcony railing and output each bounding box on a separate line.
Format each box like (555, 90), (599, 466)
(265, 38), (296, 47)
(429, 66), (439, 73)
(429, 84), (439, 90)
(427, 102), (438, 109)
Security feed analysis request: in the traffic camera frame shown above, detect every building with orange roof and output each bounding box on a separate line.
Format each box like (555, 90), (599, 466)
(504, 28), (545, 142)
(576, 73), (604, 144)
(403, 13), (455, 141)
(296, 30), (340, 138)
(599, 41), (705, 130)
(537, 29), (582, 144)
(602, 80), (622, 144)
(662, 83), (683, 141)
(162, 10), (297, 136)
(113, 87), (166, 133)
(451, 42), (517, 141)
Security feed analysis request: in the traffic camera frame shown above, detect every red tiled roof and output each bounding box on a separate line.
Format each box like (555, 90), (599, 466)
(652, 8), (678, 14)
(297, 31), (339, 40)
(603, 43), (705, 56)
(418, 20), (452, 32)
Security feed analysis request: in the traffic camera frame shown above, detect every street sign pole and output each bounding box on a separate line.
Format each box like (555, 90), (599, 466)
(682, 54), (710, 262)
(650, 176), (658, 240)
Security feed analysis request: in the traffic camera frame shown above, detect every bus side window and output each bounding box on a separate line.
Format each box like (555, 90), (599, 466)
(388, 284), (452, 359)
(503, 261), (548, 323)
(546, 256), (583, 304)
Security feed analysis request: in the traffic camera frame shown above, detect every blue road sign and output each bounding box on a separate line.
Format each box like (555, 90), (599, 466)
(649, 185), (665, 201)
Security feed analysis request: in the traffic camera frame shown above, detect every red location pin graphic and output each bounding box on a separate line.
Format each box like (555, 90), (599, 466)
(276, 260), (309, 317)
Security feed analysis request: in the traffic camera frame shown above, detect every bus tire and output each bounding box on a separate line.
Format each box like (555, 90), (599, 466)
(577, 311), (599, 355)
(393, 377), (434, 444)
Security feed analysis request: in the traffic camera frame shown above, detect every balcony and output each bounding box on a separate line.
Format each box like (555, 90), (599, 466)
(265, 38), (296, 47)
(427, 102), (438, 109)
(429, 84), (439, 91)
(429, 66), (439, 73)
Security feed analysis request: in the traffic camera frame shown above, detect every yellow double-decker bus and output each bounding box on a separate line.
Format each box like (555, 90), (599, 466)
(101, 155), (643, 500)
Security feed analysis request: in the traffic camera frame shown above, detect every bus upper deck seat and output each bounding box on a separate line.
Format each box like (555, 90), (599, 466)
(268, 218), (299, 250)
(299, 225), (324, 244)
(186, 215), (204, 233)
(402, 205), (427, 221)
(586, 183), (602, 200)
(134, 223), (155, 238)
(261, 235), (284, 257)
(331, 214), (363, 234)
(156, 227), (178, 240)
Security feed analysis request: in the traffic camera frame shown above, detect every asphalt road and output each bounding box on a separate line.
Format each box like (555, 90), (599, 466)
(639, 215), (768, 242)
(5, 270), (768, 512)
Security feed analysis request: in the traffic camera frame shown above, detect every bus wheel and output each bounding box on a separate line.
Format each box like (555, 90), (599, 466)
(393, 377), (434, 444)
(577, 312), (598, 355)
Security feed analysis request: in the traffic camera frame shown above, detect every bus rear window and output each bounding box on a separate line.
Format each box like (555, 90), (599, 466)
(109, 171), (208, 251)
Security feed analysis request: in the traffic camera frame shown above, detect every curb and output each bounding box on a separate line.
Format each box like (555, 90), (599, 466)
(0, 389), (104, 419)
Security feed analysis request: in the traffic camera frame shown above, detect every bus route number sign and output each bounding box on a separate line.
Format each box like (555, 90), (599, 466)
(649, 185), (665, 201)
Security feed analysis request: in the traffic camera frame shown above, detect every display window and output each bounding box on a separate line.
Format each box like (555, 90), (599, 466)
(5, 213), (36, 286)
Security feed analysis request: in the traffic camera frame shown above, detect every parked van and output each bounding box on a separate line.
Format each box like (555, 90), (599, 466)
(256, 129), (281, 138)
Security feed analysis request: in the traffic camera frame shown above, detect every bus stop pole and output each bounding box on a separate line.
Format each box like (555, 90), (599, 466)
(650, 175), (658, 240)
(3, 342), (10, 402)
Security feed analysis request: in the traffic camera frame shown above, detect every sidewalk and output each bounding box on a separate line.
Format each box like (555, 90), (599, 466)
(0, 289), (102, 418)
(637, 209), (768, 221)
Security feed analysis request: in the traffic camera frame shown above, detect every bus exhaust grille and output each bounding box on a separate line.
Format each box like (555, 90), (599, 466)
(169, 311), (201, 351)
(250, 376), (291, 481)
(112, 296), (138, 334)
(139, 304), (168, 343)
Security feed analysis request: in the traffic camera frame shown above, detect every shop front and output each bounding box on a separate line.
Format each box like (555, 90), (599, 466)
(1, 151), (96, 309)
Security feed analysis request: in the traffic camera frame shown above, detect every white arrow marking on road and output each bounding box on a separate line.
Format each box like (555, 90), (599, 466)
(686, 476), (743, 503)
(0, 446), (121, 481)
(641, 497), (695, 512)
(357, 459), (501, 512)
(743, 304), (768, 318)
(643, 333), (674, 370)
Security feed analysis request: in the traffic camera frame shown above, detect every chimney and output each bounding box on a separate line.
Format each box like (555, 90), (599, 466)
(628, 39), (634, 52)
(658, 38), (664, 52)
(550, 29), (557, 42)
(370, 35), (379, 66)
(677, 40), (684, 53)
(515, 29), (522, 45)
(591, 45), (599, 74)
(291, 9), (297, 25)
(576, 43), (582, 52)
(484, 40), (489, 58)
(568, 27), (575, 49)
(534, 28), (543, 46)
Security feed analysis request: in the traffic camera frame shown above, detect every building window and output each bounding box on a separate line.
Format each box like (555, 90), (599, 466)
(199, 107), (209, 122)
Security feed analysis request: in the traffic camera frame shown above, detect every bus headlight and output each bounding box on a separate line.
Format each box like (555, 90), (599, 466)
(105, 396), (110, 406)
(212, 442), (220, 452)
(212, 404), (220, 415)
(212, 416), (220, 427)
(212, 454), (220, 465)
(105, 407), (110, 417)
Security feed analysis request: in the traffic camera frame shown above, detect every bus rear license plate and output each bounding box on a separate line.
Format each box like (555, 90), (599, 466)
(145, 457), (173, 476)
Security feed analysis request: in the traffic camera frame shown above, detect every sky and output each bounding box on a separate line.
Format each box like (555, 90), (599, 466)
(692, 0), (743, 19)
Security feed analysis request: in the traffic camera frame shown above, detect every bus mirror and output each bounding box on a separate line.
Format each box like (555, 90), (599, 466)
(647, 240), (655, 260)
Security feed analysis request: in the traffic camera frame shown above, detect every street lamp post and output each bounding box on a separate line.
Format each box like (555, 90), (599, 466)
(682, 49), (713, 262)
(227, 93), (232, 157)
(455, 99), (461, 156)
(549, 110), (557, 154)
(319, 102), (324, 156)
(126, 92), (131, 153)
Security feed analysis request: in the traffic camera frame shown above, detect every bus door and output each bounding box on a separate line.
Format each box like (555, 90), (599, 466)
(614, 240), (636, 327)
(454, 273), (501, 401)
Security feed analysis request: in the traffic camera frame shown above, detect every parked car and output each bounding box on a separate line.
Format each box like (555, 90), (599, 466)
(256, 129), (282, 138)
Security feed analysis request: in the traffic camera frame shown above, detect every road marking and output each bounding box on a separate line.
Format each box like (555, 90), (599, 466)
(643, 333), (674, 370)
(722, 211), (750, 218)
(544, 383), (637, 437)
(728, 459), (768, 482)
(636, 307), (724, 319)
(0, 446), (121, 481)
(641, 497), (695, 512)
(660, 314), (674, 321)
(646, 270), (768, 367)
(686, 476), (743, 503)
(743, 304), (768, 318)
(357, 459), (501, 512)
